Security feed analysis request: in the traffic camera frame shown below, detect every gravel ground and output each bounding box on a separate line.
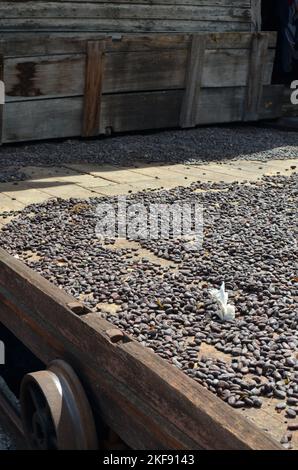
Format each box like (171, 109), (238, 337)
(0, 424), (15, 450)
(0, 379), (18, 450)
(0, 173), (297, 446)
(0, 125), (297, 183)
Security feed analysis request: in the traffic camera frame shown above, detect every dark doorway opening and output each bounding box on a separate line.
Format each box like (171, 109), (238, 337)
(262, 0), (279, 31)
(261, 0), (298, 84)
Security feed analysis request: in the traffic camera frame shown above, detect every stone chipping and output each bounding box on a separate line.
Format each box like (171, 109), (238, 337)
(0, 126), (297, 183)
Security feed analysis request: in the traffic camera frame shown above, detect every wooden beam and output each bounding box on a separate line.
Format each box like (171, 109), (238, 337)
(82, 40), (105, 137)
(251, 0), (262, 32)
(282, 86), (298, 117)
(2, 85), (283, 143)
(243, 32), (269, 121)
(0, 248), (280, 450)
(180, 34), (206, 128)
(4, 48), (275, 102)
(0, 54), (3, 144)
(0, 32), (277, 58)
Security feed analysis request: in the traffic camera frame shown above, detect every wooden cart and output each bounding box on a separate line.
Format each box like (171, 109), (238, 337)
(0, 247), (281, 450)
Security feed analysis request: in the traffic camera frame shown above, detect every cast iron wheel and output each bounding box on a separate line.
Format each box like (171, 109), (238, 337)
(20, 359), (98, 450)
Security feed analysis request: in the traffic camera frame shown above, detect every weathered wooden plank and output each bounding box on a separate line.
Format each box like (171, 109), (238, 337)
(197, 87), (245, 125)
(102, 86), (284, 132)
(0, 32), (277, 57)
(82, 41), (105, 137)
(4, 54), (85, 100)
(0, 55), (3, 144)
(2, 92), (181, 141)
(180, 35), (206, 128)
(4, 48), (275, 101)
(3, 96), (83, 142)
(282, 87), (298, 117)
(1, 1), (251, 5)
(0, 19), (251, 33)
(243, 33), (270, 121)
(259, 84), (285, 120)
(104, 49), (186, 93)
(0, 247), (281, 450)
(207, 31), (276, 50)
(251, 0), (262, 32)
(99, 90), (182, 134)
(0, 3), (252, 23)
(201, 48), (275, 88)
(197, 85), (284, 125)
(3, 85), (283, 143)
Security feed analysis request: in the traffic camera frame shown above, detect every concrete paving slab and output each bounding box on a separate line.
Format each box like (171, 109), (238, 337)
(91, 184), (140, 196)
(170, 166), (252, 183)
(40, 184), (97, 199)
(0, 159), (297, 214)
(26, 173), (115, 188)
(63, 164), (155, 184)
(187, 164), (260, 179)
(22, 166), (79, 179)
(0, 182), (31, 192)
(2, 187), (53, 205)
(62, 163), (114, 173)
(222, 160), (298, 176)
(129, 166), (185, 179)
(0, 193), (25, 212)
(95, 170), (156, 184)
(68, 174), (118, 188)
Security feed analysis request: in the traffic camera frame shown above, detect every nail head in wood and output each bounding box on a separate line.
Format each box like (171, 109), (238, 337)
(106, 328), (124, 343)
(67, 301), (90, 316)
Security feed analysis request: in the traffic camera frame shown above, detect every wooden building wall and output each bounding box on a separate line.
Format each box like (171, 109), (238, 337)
(0, 1), (262, 33)
(0, 32), (283, 143)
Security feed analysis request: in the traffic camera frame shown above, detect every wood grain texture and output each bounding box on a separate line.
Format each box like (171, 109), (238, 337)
(3, 96), (83, 142)
(282, 87), (298, 117)
(0, 19), (251, 34)
(2, 85), (283, 143)
(180, 34), (206, 128)
(0, 31), (282, 143)
(0, 1), (251, 6)
(3, 48), (275, 101)
(0, 32), (277, 57)
(0, 55), (3, 144)
(0, 2), (252, 34)
(0, 3), (252, 21)
(0, 247), (281, 450)
(251, 0), (262, 32)
(82, 41), (105, 137)
(99, 90), (183, 134)
(260, 85), (284, 119)
(243, 33), (270, 121)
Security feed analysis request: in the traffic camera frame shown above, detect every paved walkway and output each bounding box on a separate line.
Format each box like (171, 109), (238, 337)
(1, 158), (297, 227)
